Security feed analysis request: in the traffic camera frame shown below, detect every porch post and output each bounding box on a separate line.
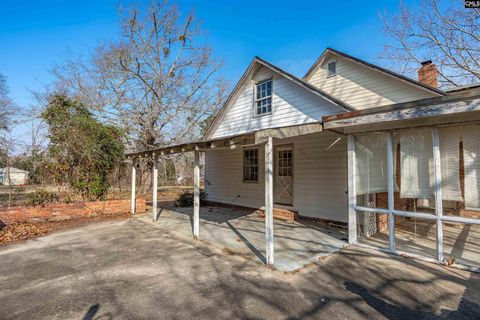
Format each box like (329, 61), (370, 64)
(152, 155), (158, 222)
(347, 135), (357, 244)
(193, 150), (200, 238)
(265, 136), (274, 265)
(386, 131), (396, 251)
(432, 127), (444, 263)
(131, 158), (136, 214)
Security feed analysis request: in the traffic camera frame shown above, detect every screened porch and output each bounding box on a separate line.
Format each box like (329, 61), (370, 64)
(324, 91), (480, 271)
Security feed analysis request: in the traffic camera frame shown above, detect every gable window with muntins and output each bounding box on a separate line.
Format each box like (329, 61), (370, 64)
(327, 61), (336, 77)
(255, 79), (272, 116)
(243, 149), (259, 182)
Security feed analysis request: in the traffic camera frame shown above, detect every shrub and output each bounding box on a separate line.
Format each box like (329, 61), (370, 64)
(28, 189), (59, 206)
(62, 194), (74, 204)
(175, 190), (206, 207)
(42, 94), (125, 201)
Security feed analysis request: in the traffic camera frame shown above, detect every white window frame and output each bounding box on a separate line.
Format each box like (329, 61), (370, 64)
(243, 148), (259, 183)
(254, 79), (273, 117)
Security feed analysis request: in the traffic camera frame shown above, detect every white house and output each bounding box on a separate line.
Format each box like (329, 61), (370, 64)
(128, 48), (480, 268)
(0, 167), (30, 185)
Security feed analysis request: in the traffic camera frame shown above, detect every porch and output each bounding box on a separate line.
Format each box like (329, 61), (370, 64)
(127, 122), (347, 268)
(324, 89), (480, 271)
(139, 205), (347, 272)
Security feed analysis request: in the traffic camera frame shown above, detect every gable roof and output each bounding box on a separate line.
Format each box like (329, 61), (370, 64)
(202, 56), (355, 139)
(303, 47), (445, 96)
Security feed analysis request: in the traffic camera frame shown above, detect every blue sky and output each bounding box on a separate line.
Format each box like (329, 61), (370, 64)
(0, 0), (420, 144)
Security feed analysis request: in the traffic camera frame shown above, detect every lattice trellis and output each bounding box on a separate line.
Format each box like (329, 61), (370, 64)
(363, 212), (377, 237)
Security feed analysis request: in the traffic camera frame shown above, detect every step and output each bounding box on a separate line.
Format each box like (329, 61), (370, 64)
(258, 207), (298, 222)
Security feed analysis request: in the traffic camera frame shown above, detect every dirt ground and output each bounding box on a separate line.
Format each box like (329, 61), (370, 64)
(0, 213), (478, 320)
(0, 211), (131, 245)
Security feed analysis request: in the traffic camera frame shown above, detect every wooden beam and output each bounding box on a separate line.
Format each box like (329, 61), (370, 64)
(324, 98), (480, 131)
(323, 90), (480, 123)
(432, 127), (444, 263)
(255, 123), (322, 143)
(131, 159), (136, 214)
(264, 137), (274, 265)
(152, 156), (158, 222)
(386, 131), (395, 251)
(193, 150), (200, 238)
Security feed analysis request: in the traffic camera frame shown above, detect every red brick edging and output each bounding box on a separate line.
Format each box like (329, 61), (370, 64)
(0, 198), (146, 225)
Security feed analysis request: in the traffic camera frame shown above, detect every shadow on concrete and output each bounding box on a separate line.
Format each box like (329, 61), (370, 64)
(82, 304), (112, 320)
(82, 304), (99, 320)
(343, 271), (480, 320)
(172, 205), (254, 224)
(226, 221), (266, 264)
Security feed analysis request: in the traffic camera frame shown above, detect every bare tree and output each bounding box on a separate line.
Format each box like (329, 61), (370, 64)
(2, 136), (15, 206)
(383, 0), (480, 88)
(51, 0), (226, 151)
(22, 105), (48, 184)
(0, 73), (13, 149)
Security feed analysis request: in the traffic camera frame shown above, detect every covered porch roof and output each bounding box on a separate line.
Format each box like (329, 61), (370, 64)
(127, 121), (326, 267)
(126, 122), (323, 159)
(322, 89), (480, 134)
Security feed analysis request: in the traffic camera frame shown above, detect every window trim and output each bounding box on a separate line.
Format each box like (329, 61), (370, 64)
(243, 148), (259, 183)
(327, 60), (337, 78)
(253, 78), (273, 118)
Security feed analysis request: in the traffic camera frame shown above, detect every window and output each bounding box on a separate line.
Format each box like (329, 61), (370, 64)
(255, 80), (272, 116)
(327, 61), (336, 77)
(277, 149), (293, 177)
(243, 149), (258, 182)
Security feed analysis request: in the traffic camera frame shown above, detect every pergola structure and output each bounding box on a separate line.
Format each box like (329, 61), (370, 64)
(126, 122), (323, 266)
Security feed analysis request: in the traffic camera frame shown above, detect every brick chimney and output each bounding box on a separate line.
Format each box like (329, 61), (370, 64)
(418, 60), (438, 88)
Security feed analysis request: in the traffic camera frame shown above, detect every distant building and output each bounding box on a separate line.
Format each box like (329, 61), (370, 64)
(0, 167), (30, 185)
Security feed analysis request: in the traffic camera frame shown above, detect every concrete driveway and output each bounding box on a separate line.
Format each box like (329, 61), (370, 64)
(0, 213), (479, 320)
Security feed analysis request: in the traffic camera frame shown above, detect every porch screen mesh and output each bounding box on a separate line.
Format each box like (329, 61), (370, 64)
(463, 124), (480, 209)
(399, 128), (434, 199)
(439, 126), (463, 202)
(355, 133), (387, 195)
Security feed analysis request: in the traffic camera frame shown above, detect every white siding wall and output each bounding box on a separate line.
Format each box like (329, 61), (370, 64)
(0, 172), (28, 185)
(306, 55), (437, 110)
(205, 131), (348, 222)
(209, 66), (343, 139)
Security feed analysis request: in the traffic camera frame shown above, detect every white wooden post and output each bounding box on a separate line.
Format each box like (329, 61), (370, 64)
(152, 155), (158, 222)
(386, 131), (396, 251)
(131, 159), (136, 214)
(265, 137), (274, 265)
(193, 150), (200, 238)
(432, 127), (444, 263)
(347, 135), (357, 244)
